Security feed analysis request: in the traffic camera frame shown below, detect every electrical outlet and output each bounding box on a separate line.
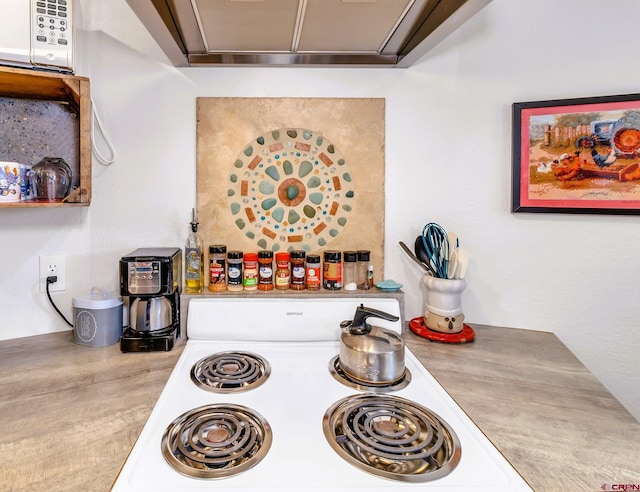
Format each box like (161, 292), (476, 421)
(39, 255), (66, 293)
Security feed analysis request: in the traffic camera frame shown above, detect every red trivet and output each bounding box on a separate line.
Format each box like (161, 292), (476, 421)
(408, 317), (475, 344)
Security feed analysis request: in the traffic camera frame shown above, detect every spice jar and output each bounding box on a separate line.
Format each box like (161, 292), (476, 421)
(275, 252), (291, 290)
(323, 250), (342, 290)
(290, 250), (306, 290)
(258, 250), (274, 291)
(305, 254), (321, 291)
(243, 252), (259, 291)
(357, 250), (372, 290)
(227, 251), (244, 292)
(208, 245), (227, 292)
(343, 251), (358, 291)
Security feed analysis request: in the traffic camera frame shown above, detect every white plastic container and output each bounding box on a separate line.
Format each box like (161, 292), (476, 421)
(72, 288), (123, 347)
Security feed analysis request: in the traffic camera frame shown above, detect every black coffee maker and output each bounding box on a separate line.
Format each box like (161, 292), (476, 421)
(119, 247), (182, 352)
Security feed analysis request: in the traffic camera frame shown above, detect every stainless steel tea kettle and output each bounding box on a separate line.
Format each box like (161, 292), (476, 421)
(339, 304), (404, 384)
(130, 297), (173, 332)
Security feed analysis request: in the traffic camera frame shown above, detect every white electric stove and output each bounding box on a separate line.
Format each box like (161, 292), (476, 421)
(111, 296), (532, 491)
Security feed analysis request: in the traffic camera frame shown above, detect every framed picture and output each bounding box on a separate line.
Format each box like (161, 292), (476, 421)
(512, 93), (640, 214)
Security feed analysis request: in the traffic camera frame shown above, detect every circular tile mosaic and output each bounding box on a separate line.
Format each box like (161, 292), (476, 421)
(227, 128), (355, 251)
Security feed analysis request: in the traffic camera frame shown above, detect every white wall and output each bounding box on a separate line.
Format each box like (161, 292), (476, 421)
(1, 0), (638, 421)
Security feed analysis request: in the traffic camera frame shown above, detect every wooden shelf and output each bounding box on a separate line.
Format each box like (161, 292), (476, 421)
(0, 66), (91, 207)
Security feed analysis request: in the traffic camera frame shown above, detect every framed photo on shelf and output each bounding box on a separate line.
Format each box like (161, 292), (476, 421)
(512, 93), (640, 214)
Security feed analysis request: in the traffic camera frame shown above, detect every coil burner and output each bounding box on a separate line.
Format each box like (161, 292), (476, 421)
(190, 351), (271, 393)
(322, 394), (461, 482)
(161, 403), (272, 479)
(328, 356), (411, 392)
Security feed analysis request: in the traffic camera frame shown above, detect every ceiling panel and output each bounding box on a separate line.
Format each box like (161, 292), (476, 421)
(298, 0), (413, 52)
(195, 0), (300, 52)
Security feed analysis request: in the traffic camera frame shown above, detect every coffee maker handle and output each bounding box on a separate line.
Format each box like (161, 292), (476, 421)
(135, 298), (149, 331)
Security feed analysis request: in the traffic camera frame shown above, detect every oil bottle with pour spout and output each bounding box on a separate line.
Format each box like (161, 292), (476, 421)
(339, 304), (405, 384)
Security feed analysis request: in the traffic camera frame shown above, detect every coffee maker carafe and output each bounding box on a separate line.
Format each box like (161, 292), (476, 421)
(119, 247), (182, 352)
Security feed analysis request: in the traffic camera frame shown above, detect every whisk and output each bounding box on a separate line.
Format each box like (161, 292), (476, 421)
(421, 223), (450, 279)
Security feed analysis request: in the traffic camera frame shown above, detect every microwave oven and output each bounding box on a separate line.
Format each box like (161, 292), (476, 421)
(0, 0), (74, 73)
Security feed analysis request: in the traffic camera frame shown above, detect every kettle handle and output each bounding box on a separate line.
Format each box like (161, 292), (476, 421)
(342, 304), (399, 335)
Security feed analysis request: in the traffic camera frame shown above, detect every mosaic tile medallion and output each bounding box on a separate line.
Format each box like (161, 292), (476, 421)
(227, 128), (354, 251)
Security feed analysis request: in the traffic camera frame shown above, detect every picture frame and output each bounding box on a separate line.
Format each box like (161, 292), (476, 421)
(512, 93), (640, 214)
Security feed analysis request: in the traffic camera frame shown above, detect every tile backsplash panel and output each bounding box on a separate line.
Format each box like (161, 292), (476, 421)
(196, 97), (385, 284)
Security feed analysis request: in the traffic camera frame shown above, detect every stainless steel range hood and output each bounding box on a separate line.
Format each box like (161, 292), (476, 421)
(126, 0), (491, 67)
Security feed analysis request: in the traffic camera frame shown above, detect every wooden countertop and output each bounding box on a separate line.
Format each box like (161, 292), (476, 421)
(0, 325), (638, 491)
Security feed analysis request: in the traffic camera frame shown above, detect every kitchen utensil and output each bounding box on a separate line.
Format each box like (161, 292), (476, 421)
(72, 287), (123, 347)
(446, 230), (459, 278)
(399, 241), (433, 275)
(339, 304), (404, 384)
(31, 157), (72, 201)
(454, 247), (470, 279)
(413, 236), (438, 277)
(447, 248), (458, 279)
(447, 231), (459, 250)
(421, 223), (450, 279)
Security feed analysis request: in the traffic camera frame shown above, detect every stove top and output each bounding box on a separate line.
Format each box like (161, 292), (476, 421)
(161, 402), (272, 479)
(190, 351), (271, 393)
(329, 355), (411, 392)
(111, 296), (532, 491)
(322, 393), (461, 482)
